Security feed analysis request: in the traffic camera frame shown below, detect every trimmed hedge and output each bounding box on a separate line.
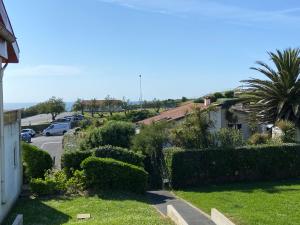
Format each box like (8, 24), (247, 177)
(61, 150), (93, 177)
(94, 145), (144, 167)
(81, 157), (148, 193)
(166, 144), (300, 189)
(22, 142), (53, 179)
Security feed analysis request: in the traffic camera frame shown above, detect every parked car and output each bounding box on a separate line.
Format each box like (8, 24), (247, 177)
(43, 123), (70, 136)
(21, 132), (31, 143)
(21, 128), (36, 137)
(52, 118), (71, 124)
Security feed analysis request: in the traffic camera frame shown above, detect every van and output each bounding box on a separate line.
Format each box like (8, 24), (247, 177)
(43, 123), (70, 136)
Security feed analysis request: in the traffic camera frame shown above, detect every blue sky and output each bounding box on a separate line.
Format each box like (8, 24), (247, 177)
(3, 0), (300, 102)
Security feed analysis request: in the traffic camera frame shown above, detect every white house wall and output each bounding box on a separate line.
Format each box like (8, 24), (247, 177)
(0, 115), (22, 223)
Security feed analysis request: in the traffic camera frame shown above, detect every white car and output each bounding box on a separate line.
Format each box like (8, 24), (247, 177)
(43, 123), (70, 136)
(21, 128), (36, 137)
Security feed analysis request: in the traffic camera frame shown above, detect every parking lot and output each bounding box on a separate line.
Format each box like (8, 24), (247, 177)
(31, 135), (64, 169)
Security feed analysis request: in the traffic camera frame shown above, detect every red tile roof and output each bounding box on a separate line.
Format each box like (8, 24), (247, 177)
(138, 102), (207, 125)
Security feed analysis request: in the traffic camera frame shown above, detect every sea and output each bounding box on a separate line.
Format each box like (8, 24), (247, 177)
(4, 102), (74, 111)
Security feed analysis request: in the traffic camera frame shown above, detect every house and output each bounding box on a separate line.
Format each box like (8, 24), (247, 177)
(0, 0), (20, 222)
(81, 99), (123, 113)
(138, 102), (206, 125)
(138, 97), (255, 140)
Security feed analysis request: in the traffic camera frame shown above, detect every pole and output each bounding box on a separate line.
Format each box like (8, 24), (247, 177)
(139, 75), (143, 110)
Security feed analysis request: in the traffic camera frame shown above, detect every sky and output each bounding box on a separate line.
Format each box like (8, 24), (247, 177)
(3, 0), (300, 103)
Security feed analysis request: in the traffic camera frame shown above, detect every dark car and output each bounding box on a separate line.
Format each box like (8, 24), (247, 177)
(21, 132), (31, 143)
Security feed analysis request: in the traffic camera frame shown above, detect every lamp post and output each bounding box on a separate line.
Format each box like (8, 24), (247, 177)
(139, 75), (143, 110)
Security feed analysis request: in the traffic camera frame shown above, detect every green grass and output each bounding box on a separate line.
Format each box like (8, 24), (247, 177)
(175, 179), (300, 225)
(4, 192), (172, 225)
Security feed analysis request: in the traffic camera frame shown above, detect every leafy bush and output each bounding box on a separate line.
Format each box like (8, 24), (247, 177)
(66, 170), (86, 194)
(216, 128), (244, 148)
(248, 133), (270, 145)
(81, 157), (148, 193)
(224, 90), (235, 98)
(276, 120), (296, 143)
(81, 121), (135, 149)
(94, 145), (144, 167)
(132, 121), (170, 189)
(30, 178), (57, 196)
(30, 170), (68, 196)
(166, 144), (300, 189)
(193, 98), (204, 103)
(61, 150), (93, 177)
(213, 92), (224, 99)
(22, 142), (53, 179)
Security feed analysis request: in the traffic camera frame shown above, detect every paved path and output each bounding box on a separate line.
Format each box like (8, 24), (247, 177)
(31, 135), (64, 169)
(148, 190), (216, 225)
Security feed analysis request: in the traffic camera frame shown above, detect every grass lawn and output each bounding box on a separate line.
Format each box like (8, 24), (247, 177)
(4, 192), (172, 225)
(175, 179), (300, 225)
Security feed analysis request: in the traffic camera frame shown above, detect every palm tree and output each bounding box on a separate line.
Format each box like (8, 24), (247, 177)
(241, 48), (300, 126)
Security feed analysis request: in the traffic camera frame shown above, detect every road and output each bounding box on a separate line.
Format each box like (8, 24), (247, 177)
(31, 135), (64, 169)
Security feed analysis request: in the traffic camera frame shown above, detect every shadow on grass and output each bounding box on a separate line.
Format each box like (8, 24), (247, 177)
(178, 179), (300, 194)
(3, 197), (71, 225)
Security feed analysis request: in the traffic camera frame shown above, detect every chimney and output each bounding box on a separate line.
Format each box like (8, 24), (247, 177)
(204, 97), (211, 106)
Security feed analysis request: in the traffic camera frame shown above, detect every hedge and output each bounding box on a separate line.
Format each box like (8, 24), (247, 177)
(94, 145), (144, 167)
(81, 157), (148, 193)
(22, 142), (53, 179)
(166, 144), (300, 189)
(61, 150), (93, 177)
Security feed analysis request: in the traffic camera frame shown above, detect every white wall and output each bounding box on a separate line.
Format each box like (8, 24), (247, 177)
(0, 111), (22, 223)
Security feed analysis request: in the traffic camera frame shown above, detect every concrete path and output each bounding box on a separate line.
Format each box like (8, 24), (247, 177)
(148, 190), (216, 225)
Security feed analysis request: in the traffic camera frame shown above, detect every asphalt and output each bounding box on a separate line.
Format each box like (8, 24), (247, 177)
(148, 190), (216, 225)
(31, 135), (64, 169)
(22, 112), (75, 126)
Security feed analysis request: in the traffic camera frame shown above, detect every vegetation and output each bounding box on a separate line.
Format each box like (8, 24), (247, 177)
(80, 120), (135, 149)
(171, 108), (214, 149)
(248, 133), (270, 145)
(175, 180), (300, 225)
(166, 144), (300, 189)
(4, 193), (172, 225)
(94, 145), (144, 167)
(216, 128), (244, 148)
(81, 157), (148, 193)
(22, 142), (53, 179)
(242, 48), (300, 126)
(276, 120), (296, 143)
(132, 121), (170, 188)
(72, 98), (85, 114)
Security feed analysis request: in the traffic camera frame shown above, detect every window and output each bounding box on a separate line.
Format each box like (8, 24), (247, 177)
(228, 123), (242, 130)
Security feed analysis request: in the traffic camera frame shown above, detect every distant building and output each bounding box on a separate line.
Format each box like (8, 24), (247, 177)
(0, 0), (20, 222)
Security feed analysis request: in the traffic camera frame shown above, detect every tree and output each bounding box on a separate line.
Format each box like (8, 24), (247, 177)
(242, 48), (300, 126)
(122, 97), (130, 115)
(40, 97), (65, 121)
(132, 121), (170, 188)
(171, 108), (214, 149)
(153, 98), (162, 113)
(72, 98), (85, 115)
(88, 98), (98, 117)
(224, 90), (235, 98)
(104, 95), (116, 116)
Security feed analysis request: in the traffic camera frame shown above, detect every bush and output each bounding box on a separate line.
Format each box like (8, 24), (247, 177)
(276, 120), (296, 143)
(94, 145), (144, 167)
(166, 144), (300, 189)
(30, 178), (57, 196)
(61, 150), (93, 177)
(224, 90), (235, 98)
(81, 157), (148, 193)
(81, 121), (135, 149)
(66, 170), (86, 194)
(22, 142), (53, 179)
(217, 128), (244, 148)
(248, 133), (270, 145)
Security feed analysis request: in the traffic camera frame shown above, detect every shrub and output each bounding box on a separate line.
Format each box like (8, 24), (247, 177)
(276, 120), (296, 143)
(22, 142), (53, 179)
(248, 133), (270, 145)
(216, 128), (244, 148)
(94, 145), (144, 167)
(66, 170), (86, 194)
(81, 157), (148, 193)
(194, 98), (204, 103)
(213, 92), (224, 99)
(224, 90), (235, 98)
(81, 121), (135, 149)
(30, 178), (56, 196)
(61, 150), (93, 177)
(166, 144), (300, 189)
